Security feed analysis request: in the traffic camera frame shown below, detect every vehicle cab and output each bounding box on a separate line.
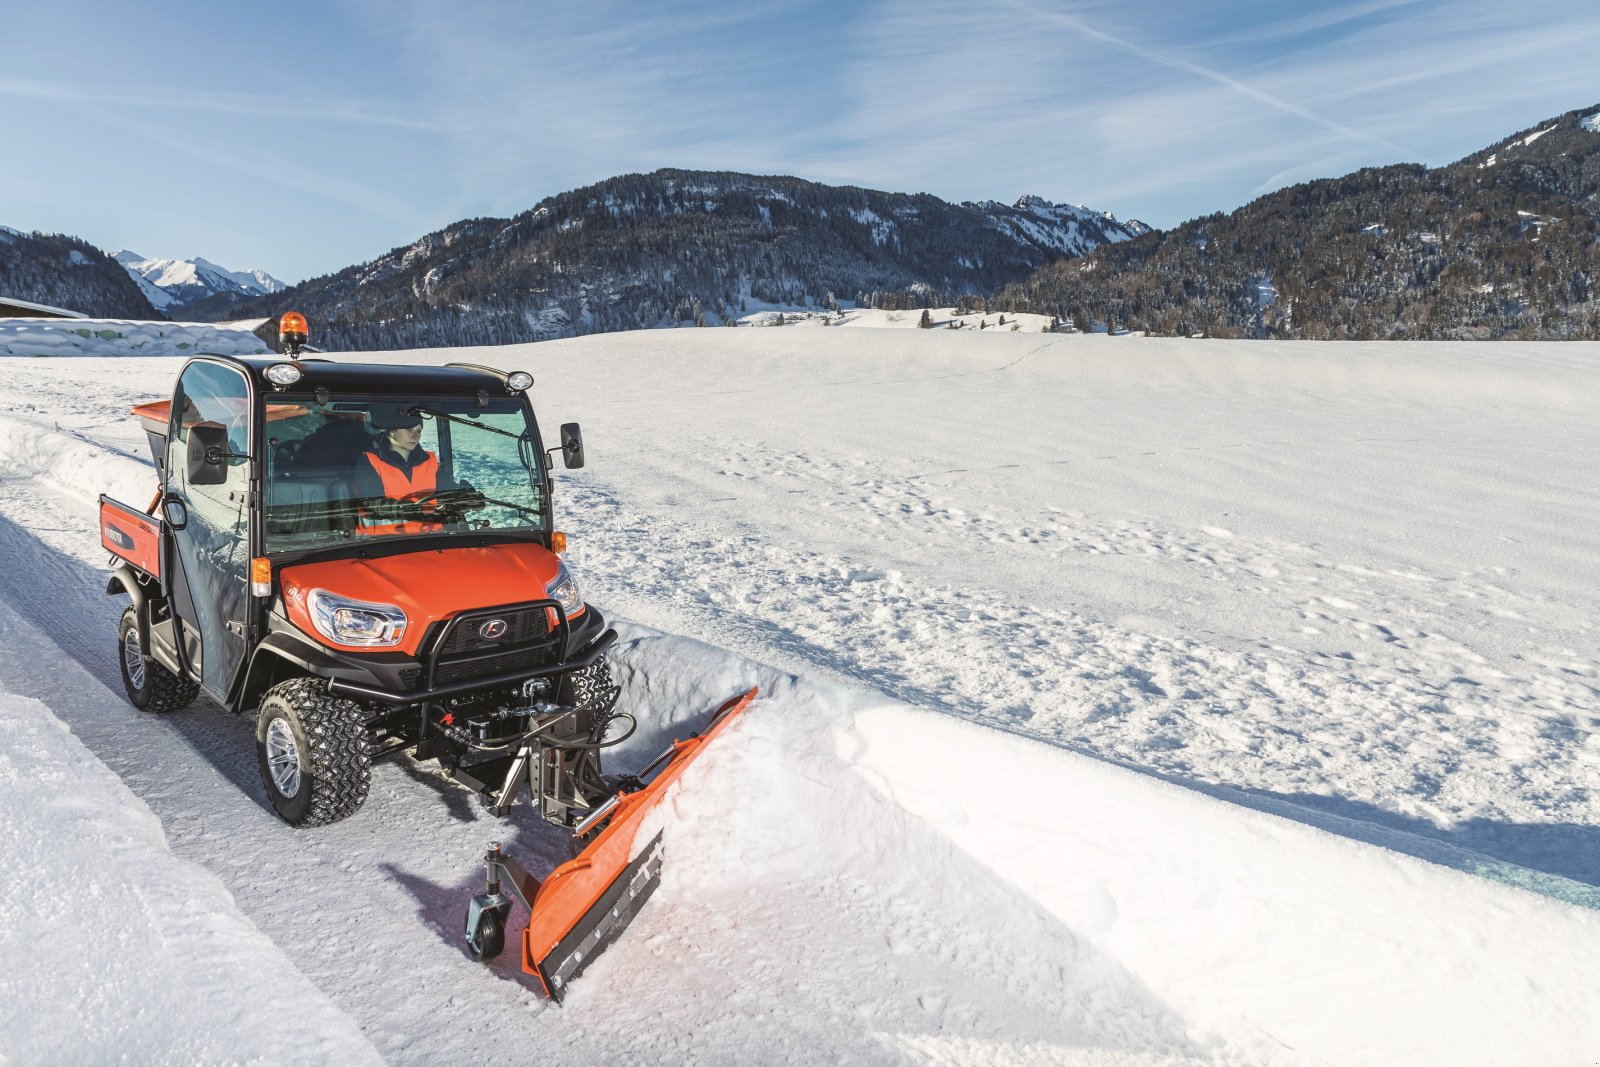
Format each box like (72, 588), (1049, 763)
(105, 350), (615, 828)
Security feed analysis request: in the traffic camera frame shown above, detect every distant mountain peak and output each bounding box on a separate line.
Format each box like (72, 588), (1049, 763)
(116, 251), (286, 314)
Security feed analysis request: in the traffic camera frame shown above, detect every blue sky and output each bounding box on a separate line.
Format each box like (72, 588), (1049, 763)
(5, 0), (1596, 283)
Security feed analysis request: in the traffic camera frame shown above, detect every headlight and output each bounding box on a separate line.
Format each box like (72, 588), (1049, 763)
(308, 589), (407, 647)
(506, 370), (534, 391)
(264, 362), (303, 387)
(546, 563), (583, 616)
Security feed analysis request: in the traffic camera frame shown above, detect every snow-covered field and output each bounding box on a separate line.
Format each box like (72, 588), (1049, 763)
(0, 329), (1596, 1064)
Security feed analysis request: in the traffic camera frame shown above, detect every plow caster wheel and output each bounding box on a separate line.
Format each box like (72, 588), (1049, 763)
(466, 898), (507, 962)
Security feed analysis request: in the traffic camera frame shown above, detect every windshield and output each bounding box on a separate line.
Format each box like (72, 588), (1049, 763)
(262, 394), (546, 555)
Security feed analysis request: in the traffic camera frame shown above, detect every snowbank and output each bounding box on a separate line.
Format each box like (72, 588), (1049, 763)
(0, 689), (380, 1065)
(0, 412), (153, 506)
(0, 317), (269, 357)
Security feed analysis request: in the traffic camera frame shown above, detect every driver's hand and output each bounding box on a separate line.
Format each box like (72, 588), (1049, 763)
(399, 502), (447, 523)
(454, 485), (488, 510)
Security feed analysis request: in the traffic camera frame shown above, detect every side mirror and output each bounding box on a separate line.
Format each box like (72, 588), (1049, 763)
(161, 497), (189, 531)
(186, 422), (238, 485)
(559, 423), (585, 470)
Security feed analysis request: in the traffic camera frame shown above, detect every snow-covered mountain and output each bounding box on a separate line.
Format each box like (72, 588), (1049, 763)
(239, 168), (1150, 350)
(981, 193), (1150, 257)
(114, 250), (284, 314)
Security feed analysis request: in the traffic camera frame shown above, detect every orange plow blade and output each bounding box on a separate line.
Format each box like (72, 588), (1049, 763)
(521, 686), (758, 999)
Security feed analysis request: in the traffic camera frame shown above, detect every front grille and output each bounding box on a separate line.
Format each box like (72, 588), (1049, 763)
(437, 605), (551, 655)
(435, 646), (554, 686)
(415, 599), (568, 691)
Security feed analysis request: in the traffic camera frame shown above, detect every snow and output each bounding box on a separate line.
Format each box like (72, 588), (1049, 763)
(1583, 112), (1600, 133)
(1521, 125), (1556, 146)
(0, 683), (383, 1065)
(1, 329), (1598, 1063)
(0, 317), (270, 357)
(739, 306), (1060, 331)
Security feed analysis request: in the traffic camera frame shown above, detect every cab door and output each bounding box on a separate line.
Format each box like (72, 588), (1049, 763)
(163, 360), (253, 701)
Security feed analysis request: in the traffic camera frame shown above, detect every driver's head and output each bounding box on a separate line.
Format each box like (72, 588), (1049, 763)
(386, 421), (423, 450)
(369, 406), (423, 452)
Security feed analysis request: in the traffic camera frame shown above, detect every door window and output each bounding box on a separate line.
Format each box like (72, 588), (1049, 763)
(165, 361), (252, 697)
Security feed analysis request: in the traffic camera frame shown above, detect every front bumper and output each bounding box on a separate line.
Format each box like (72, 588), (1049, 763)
(256, 604), (613, 706)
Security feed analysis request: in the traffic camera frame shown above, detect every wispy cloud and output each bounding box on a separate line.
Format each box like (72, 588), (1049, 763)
(0, 76), (437, 131)
(62, 102), (425, 228)
(1203, 0), (1429, 48)
(991, 0), (1411, 154)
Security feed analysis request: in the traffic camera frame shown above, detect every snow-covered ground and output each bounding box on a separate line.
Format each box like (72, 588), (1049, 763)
(0, 329), (1596, 1064)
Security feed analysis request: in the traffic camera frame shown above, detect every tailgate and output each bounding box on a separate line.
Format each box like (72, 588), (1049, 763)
(100, 494), (162, 579)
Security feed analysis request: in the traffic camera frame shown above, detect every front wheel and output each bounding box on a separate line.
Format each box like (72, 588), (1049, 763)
(117, 606), (199, 713)
(255, 677), (372, 826)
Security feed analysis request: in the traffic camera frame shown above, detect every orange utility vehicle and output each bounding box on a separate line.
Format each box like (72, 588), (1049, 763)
(100, 318), (754, 998)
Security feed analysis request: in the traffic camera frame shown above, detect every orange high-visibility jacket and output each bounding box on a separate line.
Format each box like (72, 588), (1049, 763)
(356, 450), (440, 536)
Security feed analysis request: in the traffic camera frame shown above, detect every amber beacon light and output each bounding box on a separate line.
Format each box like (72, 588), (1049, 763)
(279, 311), (309, 358)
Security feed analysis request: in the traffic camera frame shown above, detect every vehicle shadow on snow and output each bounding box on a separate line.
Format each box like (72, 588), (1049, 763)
(378, 800), (574, 973)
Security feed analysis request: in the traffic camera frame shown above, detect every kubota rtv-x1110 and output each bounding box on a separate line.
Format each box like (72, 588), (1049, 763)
(100, 322), (754, 999)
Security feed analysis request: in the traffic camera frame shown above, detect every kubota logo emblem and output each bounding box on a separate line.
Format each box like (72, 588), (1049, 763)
(479, 618), (508, 640)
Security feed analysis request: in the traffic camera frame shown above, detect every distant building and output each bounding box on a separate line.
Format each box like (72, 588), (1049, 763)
(219, 317), (278, 351)
(0, 296), (87, 319)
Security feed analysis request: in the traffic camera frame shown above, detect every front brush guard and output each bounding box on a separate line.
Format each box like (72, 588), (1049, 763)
(465, 686), (758, 1000)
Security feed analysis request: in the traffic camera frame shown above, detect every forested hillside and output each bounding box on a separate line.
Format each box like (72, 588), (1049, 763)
(0, 229), (159, 320)
(997, 105), (1600, 339)
(238, 169), (1145, 350)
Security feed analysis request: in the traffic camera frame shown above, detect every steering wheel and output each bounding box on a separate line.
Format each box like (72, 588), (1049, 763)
(398, 488), (486, 522)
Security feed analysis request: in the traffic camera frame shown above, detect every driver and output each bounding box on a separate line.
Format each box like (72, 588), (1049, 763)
(353, 407), (482, 535)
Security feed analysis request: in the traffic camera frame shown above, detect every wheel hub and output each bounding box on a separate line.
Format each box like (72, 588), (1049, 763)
(122, 628), (146, 690)
(265, 717), (302, 798)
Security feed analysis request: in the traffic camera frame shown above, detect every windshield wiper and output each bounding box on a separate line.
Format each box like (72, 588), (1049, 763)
(409, 406), (529, 442)
(474, 492), (542, 519)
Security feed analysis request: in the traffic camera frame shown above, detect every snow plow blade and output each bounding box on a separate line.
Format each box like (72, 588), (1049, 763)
(520, 686), (757, 1000)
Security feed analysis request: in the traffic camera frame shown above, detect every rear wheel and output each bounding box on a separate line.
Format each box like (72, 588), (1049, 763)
(255, 677), (371, 826)
(117, 606), (199, 712)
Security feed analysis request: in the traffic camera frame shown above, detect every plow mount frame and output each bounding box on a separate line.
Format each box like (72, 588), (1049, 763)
(465, 686), (758, 1001)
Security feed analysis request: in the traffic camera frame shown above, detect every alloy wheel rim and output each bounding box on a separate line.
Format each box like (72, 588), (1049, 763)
(122, 628), (146, 690)
(265, 717), (302, 798)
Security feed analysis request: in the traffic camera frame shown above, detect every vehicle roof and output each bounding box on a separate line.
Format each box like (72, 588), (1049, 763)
(217, 355), (517, 396)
